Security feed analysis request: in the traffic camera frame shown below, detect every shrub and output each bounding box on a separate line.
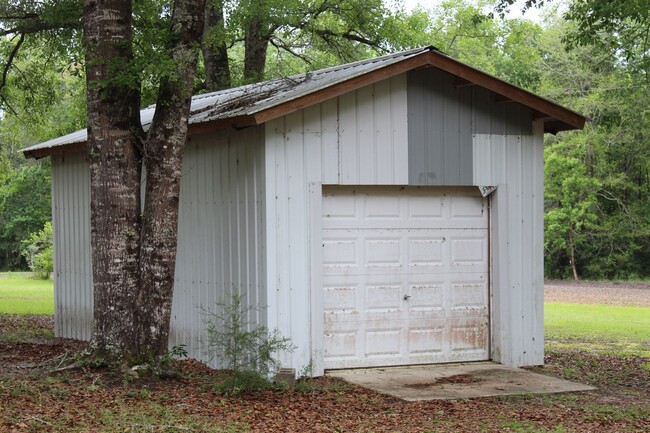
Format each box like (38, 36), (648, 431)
(203, 293), (294, 395)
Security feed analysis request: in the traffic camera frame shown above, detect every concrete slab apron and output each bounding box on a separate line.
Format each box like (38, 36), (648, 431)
(327, 362), (596, 401)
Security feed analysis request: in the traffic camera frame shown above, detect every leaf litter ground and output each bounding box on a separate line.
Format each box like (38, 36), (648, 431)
(1, 282), (649, 432)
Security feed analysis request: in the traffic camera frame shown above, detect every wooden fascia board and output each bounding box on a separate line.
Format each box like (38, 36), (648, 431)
(23, 142), (86, 159)
(24, 116), (256, 159)
(251, 55), (431, 125)
(188, 115), (257, 135)
(424, 51), (586, 130)
(252, 51), (584, 131)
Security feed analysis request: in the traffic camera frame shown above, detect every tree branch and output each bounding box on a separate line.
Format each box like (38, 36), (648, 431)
(0, 33), (24, 95)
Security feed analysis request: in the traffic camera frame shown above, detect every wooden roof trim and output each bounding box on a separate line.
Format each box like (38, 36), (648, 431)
(23, 142), (86, 159)
(252, 49), (586, 132)
(251, 55), (431, 125)
(423, 51), (586, 130)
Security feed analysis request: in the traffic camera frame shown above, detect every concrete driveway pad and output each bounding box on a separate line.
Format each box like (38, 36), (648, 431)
(327, 362), (596, 401)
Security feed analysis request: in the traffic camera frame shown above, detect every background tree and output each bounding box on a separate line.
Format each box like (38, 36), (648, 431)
(0, 164), (50, 270)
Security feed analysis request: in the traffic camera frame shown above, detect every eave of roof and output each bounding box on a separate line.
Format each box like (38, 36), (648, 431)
(22, 46), (586, 159)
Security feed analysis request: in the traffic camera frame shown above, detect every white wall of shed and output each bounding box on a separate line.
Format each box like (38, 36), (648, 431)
(49, 127), (267, 367)
(472, 120), (545, 367)
(264, 75), (409, 375)
(169, 127), (267, 365)
(51, 152), (93, 340)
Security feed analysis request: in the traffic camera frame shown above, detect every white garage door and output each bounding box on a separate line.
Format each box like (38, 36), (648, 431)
(322, 186), (489, 369)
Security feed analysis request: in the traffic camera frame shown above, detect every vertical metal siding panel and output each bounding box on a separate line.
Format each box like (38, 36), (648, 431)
(264, 118), (282, 335)
(390, 75), (409, 184)
(265, 112), (320, 373)
(506, 135), (524, 366)
(81, 156), (92, 340)
(255, 128), (267, 327)
(320, 98), (339, 183)
(472, 87), (492, 134)
(169, 128), (266, 365)
(308, 182), (324, 375)
(373, 79), (394, 183)
(491, 185), (511, 364)
(520, 133), (535, 364)
(51, 153), (93, 341)
(197, 141), (210, 353)
(505, 104), (522, 136)
(356, 86), (376, 183)
(52, 156), (64, 337)
(304, 105), (323, 184)
(530, 121), (545, 364)
(441, 74), (460, 184)
(339, 92), (359, 184)
(268, 117), (289, 337)
(472, 134), (491, 185)
(458, 87), (474, 184)
(69, 159), (78, 339)
(210, 134), (222, 321)
(407, 71), (427, 185)
(186, 142), (198, 356)
(62, 157), (71, 338)
(51, 156), (61, 337)
(428, 72), (445, 184)
(492, 135), (507, 185)
(286, 110), (311, 366)
(68, 158), (75, 339)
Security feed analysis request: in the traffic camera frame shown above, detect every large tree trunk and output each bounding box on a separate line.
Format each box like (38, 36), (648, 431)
(135, 0), (205, 359)
(244, 17), (270, 82)
(202, 0), (231, 91)
(84, 0), (205, 364)
(84, 0), (143, 360)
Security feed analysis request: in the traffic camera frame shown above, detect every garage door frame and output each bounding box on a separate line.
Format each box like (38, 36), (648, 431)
(318, 185), (491, 370)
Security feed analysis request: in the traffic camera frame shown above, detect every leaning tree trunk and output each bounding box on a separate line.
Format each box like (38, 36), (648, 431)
(84, 0), (205, 364)
(134, 0), (206, 359)
(84, 0), (144, 360)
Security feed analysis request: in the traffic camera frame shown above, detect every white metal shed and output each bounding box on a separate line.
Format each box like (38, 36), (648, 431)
(23, 47), (586, 376)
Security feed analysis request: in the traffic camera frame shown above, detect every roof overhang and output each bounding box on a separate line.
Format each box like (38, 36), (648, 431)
(23, 47), (586, 159)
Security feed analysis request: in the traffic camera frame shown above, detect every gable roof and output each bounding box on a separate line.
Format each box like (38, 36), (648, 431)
(23, 46), (586, 159)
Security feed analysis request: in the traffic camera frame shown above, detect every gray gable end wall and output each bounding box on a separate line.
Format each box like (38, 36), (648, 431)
(407, 68), (533, 185)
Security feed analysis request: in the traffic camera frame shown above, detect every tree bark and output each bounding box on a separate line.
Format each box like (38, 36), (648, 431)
(84, 0), (205, 363)
(135, 0), (205, 359)
(244, 17), (270, 83)
(202, 0), (230, 91)
(83, 0), (143, 360)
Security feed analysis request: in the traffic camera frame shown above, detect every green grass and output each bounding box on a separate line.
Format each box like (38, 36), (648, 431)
(0, 272), (54, 315)
(545, 302), (650, 356)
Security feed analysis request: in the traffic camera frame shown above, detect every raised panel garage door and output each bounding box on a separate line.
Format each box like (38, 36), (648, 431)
(322, 186), (489, 369)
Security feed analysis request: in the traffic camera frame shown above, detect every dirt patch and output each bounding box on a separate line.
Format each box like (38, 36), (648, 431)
(545, 280), (650, 307)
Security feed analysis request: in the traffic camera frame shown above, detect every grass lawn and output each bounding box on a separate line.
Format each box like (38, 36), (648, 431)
(545, 302), (650, 356)
(0, 272), (54, 315)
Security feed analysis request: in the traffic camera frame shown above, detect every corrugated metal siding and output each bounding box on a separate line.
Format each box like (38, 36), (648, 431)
(51, 153), (93, 340)
(472, 121), (545, 366)
(170, 127), (267, 364)
(50, 128), (267, 366)
(408, 68), (532, 185)
(338, 75), (409, 184)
